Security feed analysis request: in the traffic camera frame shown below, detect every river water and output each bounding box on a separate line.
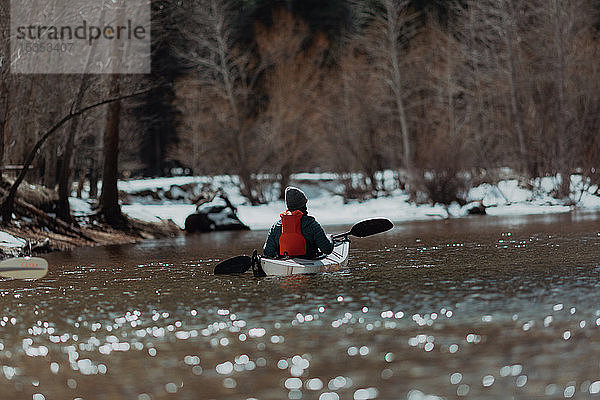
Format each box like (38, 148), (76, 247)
(1, 212), (599, 400)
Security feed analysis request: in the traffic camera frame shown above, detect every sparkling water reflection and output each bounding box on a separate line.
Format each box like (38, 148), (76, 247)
(0, 212), (599, 399)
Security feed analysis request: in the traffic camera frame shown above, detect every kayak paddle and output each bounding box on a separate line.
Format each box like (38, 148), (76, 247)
(0, 257), (48, 279)
(213, 255), (252, 275)
(213, 218), (393, 275)
(332, 218), (393, 240)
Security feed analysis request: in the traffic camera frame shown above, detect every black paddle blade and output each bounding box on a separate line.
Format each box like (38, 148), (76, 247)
(349, 218), (393, 238)
(214, 256), (252, 275)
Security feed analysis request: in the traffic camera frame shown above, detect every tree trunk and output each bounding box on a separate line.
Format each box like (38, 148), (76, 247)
(43, 144), (58, 189)
(556, 170), (571, 200)
(551, 0), (570, 182)
(466, 3), (487, 163)
(56, 116), (79, 222)
(57, 5), (104, 221)
(0, 5), (9, 181)
(239, 168), (259, 205)
(504, 13), (528, 175)
(76, 168), (86, 198)
(57, 68), (99, 220)
(384, 0), (413, 181)
(279, 164), (292, 200)
(550, 0), (570, 201)
(0, 87), (7, 181)
(446, 37), (456, 139)
(99, 74), (127, 227)
(89, 163), (99, 199)
(99, 1), (128, 227)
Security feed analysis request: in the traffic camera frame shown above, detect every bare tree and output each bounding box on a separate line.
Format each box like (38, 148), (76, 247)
(458, 0), (534, 175)
(56, 4), (109, 222)
(169, 78), (203, 173)
(0, 0), (9, 177)
(453, 0), (500, 169)
(99, 74), (125, 225)
(399, 15), (473, 204)
(526, 0), (598, 197)
(324, 46), (392, 198)
(56, 76), (105, 218)
(98, 0), (151, 225)
(357, 0), (419, 185)
(174, 0), (265, 204)
(255, 10), (328, 199)
(98, 0), (128, 226)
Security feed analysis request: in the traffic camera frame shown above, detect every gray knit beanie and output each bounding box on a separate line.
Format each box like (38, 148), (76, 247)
(285, 186), (307, 211)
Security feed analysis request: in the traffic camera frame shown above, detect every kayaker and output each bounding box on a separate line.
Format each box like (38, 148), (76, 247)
(263, 186), (334, 259)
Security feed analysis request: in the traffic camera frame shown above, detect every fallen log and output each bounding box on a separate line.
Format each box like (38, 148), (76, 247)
(16, 197), (95, 242)
(0, 186), (95, 243)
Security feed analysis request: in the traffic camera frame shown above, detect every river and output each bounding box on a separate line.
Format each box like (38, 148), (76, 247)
(1, 212), (599, 399)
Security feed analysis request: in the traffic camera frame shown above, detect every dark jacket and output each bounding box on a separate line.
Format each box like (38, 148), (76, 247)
(263, 214), (333, 258)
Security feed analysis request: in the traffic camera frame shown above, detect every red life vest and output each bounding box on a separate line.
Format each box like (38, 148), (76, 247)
(279, 210), (307, 257)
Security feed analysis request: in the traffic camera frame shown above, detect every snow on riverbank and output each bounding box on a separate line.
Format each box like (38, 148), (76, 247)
(237, 192), (448, 230)
(98, 172), (600, 231)
(0, 231), (27, 248)
(122, 204), (197, 229)
(0, 231), (29, 257)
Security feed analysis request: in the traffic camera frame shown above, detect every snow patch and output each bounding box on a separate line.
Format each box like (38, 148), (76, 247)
(110, 172), (600, 231)
(69, 197), (93, 216)
(121, 204), (197, 228)
(0, 231), (27, 248)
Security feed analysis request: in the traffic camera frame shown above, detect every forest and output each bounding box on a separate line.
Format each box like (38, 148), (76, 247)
(0, 0), (599, 228)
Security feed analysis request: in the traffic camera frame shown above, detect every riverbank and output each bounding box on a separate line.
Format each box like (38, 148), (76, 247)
(3, 170), (599, 257)
(0, 216), (180, 258)
(116, 172), (600, 230)
(0, 176), (183, 258)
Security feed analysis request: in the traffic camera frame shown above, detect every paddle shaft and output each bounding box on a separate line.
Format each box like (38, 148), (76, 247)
(332, 231), (351, 240)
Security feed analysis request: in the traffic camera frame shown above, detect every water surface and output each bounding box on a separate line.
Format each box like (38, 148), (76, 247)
(1, 212), (599, 399)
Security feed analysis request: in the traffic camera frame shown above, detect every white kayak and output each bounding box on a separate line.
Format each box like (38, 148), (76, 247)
(258, 240), (350, 276)
(214, 219), (392, 276)
(0, 257), (48, 279)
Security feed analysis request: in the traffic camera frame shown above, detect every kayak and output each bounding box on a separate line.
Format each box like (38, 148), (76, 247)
(0, 257), (48, 279)
(257, 240), (350, 276)
(213, 218), (392, 276)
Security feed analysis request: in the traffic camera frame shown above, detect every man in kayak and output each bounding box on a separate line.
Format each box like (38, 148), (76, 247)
(263, 186), (334, 259)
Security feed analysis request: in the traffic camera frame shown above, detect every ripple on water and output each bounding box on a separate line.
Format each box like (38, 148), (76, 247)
(1, 215), (599, 398)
